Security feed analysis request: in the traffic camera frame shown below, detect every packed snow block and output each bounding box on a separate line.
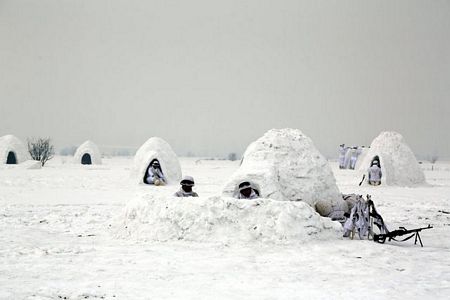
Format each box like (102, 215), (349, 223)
(0, 135), (30, 164)
(222, 129), (345, 216)
(132, 137), (182, 185)
(114, 194), (342, 243)
(73, 140), (102, 165)
(358, 131), (426, 186)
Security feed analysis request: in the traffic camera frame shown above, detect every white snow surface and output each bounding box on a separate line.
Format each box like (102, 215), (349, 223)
(132, 137), (182, 185)
(358, 131), (426, 186)
(223, 129), (345, 216)
(1, 156), (449, 299)
(0, 134), (30, 164)
(73, 140), (102, 165)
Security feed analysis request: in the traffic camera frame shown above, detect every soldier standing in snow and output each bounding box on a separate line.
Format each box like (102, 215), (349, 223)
(237, 182), (259, 200)
(145, 159), (166, 185)
(350, 147), (361, 170)
(174, 176), (199, 197)
(368, 159), (382, 185)
(339, 144), (346, 169)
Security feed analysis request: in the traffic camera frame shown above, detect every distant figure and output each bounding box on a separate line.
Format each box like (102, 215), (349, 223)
(174, 176), (199, 197)
(339, 144), (346, 169)
(145, 159), (166, 185)
(349, 147), (361, 170)
(237, 181), (259, 200)
(368, 159), (382, 186)
(343, 147), (353, 169)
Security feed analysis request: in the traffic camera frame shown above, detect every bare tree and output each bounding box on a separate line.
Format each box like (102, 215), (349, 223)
(27, 137), (55, 166)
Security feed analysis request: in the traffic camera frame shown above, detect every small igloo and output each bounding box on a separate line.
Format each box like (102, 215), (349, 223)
(357, 131), (426, 186)
(73, 141), (102, 165)
(132, 137), (182, 185)
(0, 135), (30, 164)
(222, 129), (346, 216)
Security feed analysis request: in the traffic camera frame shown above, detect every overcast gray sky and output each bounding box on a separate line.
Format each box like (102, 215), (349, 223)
(1, 0), (449, 158)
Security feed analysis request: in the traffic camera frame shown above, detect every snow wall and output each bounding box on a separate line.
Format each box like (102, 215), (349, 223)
(113, 194), (342, 244)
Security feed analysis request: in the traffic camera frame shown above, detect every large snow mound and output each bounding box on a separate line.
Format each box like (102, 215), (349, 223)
(113, 194), (342, 244)
(0, 134), (30, 164)
(73, 140), (102, 165)
(132, 137), (182, 185)
(358, 131), (426, 186)
(223, 129), (346, 216)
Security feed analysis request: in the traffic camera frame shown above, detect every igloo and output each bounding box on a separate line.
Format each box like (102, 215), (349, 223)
(73, 140), (102, 165)
(132, 137), (182, 185)
(357, 131), (426, 186)
(0, 135), (30, 164)
(222, 129), (346, 216)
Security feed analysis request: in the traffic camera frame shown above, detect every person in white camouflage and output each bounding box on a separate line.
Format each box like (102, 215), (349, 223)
(145, 159), (166, 186)
(237, 181), (259, 200)
(174, 176), (198, 197)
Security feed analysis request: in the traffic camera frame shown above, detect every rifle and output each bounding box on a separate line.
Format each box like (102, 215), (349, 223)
(373, 225), (433, 247)
(358, 174), (366, 186)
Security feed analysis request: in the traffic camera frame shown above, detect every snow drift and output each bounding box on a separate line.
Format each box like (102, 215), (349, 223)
(132, 137), (182, 185)
(73, 140), (102, 165)
(358, 131), (426, 186)
(0, 135), (30, 164)
(114, 194), (342, 244)
(222, 129), (346, 216)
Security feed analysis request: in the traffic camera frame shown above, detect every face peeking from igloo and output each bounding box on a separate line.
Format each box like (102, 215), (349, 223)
(236, 181), (260, 200)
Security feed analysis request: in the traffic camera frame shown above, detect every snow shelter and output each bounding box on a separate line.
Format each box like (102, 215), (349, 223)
(132, 137), (182, 185)
(0, 135), (30, 165)
(73, 140), (102, 165)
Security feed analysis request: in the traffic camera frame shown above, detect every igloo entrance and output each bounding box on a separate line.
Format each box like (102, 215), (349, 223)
(6, 151), (17, 164)
(81, 153), (92, 165)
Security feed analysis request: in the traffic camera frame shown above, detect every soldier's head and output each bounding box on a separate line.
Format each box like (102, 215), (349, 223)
(151, 159), (160, 169)
(180, 176), (195, 192)
(238, 181), (253, 198)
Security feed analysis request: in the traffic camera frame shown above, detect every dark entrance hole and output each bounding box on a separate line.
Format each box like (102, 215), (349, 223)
(6, 151), (17, 164)
(81, 153), (92, 165)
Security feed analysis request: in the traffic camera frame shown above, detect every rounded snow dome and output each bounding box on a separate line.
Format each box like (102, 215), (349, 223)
(358, 131), (426, 186)
(73, 140), (102, 165)
(222, 128), (346, 216)
(0, 135), (30, 164)
(132, 137), (182, 185)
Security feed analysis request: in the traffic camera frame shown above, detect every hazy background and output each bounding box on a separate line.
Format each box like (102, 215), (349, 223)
(1, 0), (449, 159)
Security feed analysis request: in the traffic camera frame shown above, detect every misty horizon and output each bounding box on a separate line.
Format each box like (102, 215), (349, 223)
(1, 0), (449, 160)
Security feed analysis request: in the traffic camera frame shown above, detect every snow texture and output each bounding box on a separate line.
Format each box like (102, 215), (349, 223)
(114, 194), (342, 244)
(0, 134), (30, 164)
(73, 140), (102, 165)
(132, 137), (182, 185)
(222, 129), (346, 216)
(358, 131), (426, 186)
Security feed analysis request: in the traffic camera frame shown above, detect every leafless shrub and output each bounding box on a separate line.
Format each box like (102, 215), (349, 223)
(27, 137), (55, 166)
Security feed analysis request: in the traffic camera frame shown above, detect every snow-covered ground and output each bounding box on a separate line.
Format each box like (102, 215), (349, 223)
(1, 157), (449, 299)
